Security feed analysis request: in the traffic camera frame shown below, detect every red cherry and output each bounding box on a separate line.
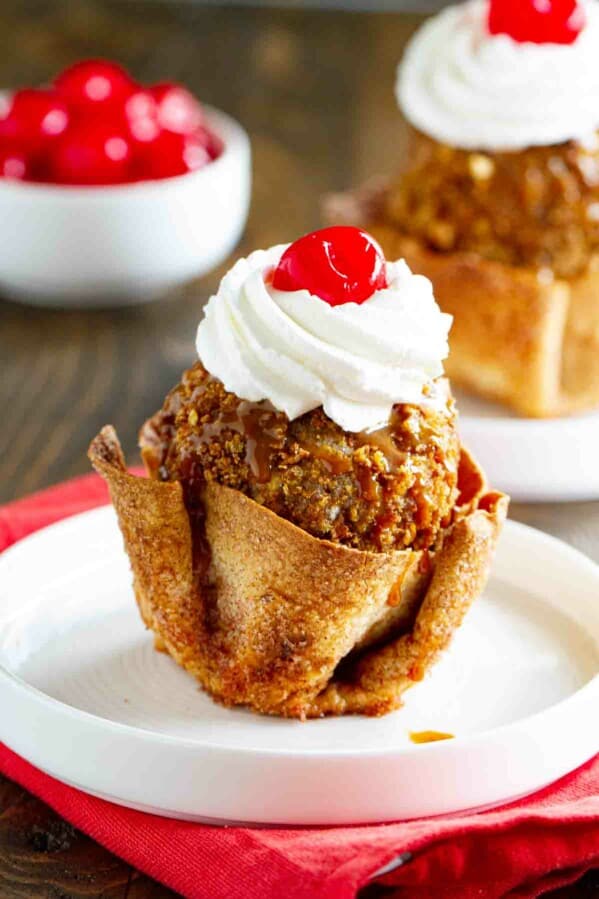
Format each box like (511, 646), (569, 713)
(0, 145), (29, 180)
(127, 113), (161, 146)
(135, 129), (209, 180)
(272, 227), (388, 307)
(54, 59), (136, 110)
(124, 89), (157, 123)
(149, 82), (204, 135)
(488, 0), (585, 45)
(0, 89), (68, 150)
(193, 125), (224, 160)
(49, 121), (132, 185)
(123, 89), (160, 145)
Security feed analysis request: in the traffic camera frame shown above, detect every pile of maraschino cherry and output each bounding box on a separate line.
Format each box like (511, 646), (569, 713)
(0, 59), (223, 185)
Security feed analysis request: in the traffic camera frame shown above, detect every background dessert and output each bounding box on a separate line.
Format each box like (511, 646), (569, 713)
(328, 0), (599, 418)
(90, 227), (507, 719)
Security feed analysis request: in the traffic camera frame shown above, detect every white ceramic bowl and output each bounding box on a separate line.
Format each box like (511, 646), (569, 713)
(0, 106), (251, 307)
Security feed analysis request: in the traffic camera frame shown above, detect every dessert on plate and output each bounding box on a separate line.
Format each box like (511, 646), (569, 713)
(327, 0), (599, 418)
(90, 226), (507, 719)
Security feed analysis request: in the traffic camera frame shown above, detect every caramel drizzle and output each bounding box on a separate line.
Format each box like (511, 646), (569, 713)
(190, 403), (408, 489)
(190, 401), (284, 484)
(299, 441), (353, 475)
(409, 731), (454, 744)
(357, 420), (406, 474)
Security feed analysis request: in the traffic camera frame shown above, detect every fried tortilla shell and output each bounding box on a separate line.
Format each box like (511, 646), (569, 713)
(89, 426), (507, 719)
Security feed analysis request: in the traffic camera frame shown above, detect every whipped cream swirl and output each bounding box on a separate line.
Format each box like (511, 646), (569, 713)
(196, 245), (451, 433)
(397, 0), (599, 151)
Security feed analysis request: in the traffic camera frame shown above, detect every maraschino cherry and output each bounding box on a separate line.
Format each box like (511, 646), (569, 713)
(54, 60), (136, 110)
(488, 0), (586, 45)
(0, 89), (69, 150)
(134, 130), (210, 179)
(49, 121), (131, 185)
(149, 83), (204, 135)
(0, 146), (29, 180)
(272, 227), (388, 307)
(123, 89), (161, 145)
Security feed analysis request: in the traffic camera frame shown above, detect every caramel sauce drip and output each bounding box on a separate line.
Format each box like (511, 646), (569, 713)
(409, 731), (454, 744)
(299, 441), (353, 475)
(238, 403), (284, 483)
(188, 398), (407, 490)
(356, 418), (406, 475)
(191, 400), (284, 484)
(353, 412), (408, 516)
(356, 465), (381, 503)
(386, 578), (403, 607)
(302, 414), (406, 489)
(418, 550), (432, 575)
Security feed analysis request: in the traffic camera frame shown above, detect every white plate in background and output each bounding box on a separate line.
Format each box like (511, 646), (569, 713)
(0, 507), (597, 825)
(457, 390), (599, 503)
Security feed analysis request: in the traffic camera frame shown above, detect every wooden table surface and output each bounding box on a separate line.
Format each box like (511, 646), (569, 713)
(0, 2), (597, 896)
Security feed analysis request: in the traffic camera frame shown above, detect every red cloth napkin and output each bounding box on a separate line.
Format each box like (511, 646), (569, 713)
(1, 475), (598, 899)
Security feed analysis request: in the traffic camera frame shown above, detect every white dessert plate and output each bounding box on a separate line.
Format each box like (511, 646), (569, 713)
(0, 507), (597, 826)
(457, 390), (599, 503)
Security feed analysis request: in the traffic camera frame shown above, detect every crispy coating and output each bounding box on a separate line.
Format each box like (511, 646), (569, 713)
(140, 362), (460, 553)
(386, 128), (599, 279)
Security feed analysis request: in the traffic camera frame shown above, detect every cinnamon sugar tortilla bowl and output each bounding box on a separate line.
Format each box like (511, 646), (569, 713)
(89, 423), (507, 720)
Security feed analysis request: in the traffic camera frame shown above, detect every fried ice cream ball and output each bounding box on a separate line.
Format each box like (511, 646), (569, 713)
(141, 362), (460, 553)
(386, 129), (599, 279)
